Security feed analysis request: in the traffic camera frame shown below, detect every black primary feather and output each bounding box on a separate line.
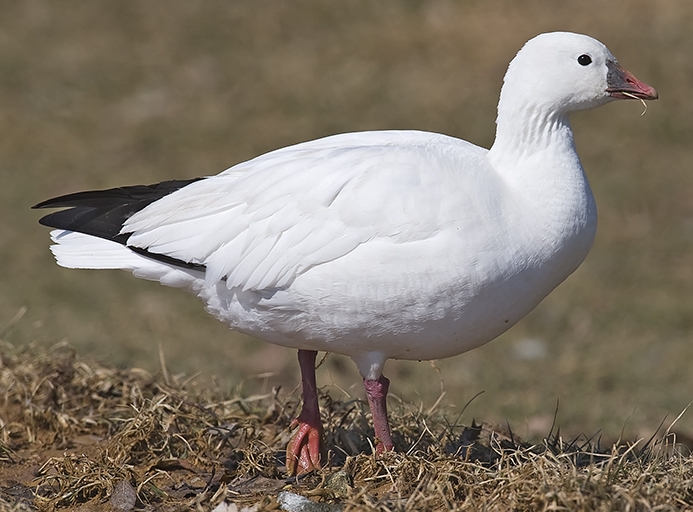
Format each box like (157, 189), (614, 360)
(34, 178), (207, 271)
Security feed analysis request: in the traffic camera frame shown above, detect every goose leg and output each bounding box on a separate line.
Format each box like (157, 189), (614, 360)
(364, 375), (395, 453)
(286, 349), (323, 475)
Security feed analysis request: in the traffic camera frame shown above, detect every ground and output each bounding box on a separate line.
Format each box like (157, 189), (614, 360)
(1, 343), (692, 511)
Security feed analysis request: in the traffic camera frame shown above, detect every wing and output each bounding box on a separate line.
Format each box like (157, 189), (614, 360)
(122, 131), (491, 292)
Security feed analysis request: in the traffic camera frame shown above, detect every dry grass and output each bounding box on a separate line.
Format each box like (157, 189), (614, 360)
(1, 342), (692, 511)
(2, 0), (693, 442)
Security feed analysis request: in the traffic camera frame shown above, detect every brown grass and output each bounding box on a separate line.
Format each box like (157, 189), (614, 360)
(2, 0), (693, 443)
(1, 342), (692, 511)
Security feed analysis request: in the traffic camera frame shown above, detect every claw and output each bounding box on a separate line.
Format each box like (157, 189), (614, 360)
(286, 416), (323, 475)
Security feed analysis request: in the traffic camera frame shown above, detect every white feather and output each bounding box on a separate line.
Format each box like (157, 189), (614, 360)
(50, 230), (202, 289)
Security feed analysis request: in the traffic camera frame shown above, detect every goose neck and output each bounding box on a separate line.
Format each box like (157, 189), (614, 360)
(487, 103), (574, 172)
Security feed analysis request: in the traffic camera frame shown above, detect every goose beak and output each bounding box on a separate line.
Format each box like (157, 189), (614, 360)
(606, 60), (658, 100)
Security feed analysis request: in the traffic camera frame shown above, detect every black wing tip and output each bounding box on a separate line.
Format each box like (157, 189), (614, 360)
(32, 178), (205, 211)
(129, 246), (207, 272)
(37, 215), (56, 227)
(34, 178), (212, 274)
(34, 177), (208, 273)
(33, 198), (56, 209)
(32, 189), (114, 210)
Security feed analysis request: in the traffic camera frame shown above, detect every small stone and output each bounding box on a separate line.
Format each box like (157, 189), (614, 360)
(212, 503), (239, 512)
(323, 470), (352, 498)
(110, 480), (137, 511)
(212, 502), (259, 512)
(277, 491), (344, 512)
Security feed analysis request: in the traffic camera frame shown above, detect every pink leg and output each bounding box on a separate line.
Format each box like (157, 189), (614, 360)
(363, 375), (395, 453)
(286, 349), (323, 475)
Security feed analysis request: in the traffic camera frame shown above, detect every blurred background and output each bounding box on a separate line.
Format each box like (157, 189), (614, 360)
(1, 0), (692, 442)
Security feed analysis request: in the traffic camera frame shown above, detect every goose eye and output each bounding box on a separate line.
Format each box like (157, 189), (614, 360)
(577, 54), (592, 66)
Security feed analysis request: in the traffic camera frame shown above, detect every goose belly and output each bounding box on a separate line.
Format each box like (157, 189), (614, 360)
(201, 227), (593, 361)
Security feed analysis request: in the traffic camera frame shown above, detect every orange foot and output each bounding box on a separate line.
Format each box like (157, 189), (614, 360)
(286, 414), (323, 475)
(286, 350), (323, 476)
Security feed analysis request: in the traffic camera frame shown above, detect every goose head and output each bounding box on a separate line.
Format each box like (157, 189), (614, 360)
(489, 32), (658, 163)
(497, 32), (658, 117)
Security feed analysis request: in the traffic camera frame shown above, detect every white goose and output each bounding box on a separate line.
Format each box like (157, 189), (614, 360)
(35, 32), (657, 475)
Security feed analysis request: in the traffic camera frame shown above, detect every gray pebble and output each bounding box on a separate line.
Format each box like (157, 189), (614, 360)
(110, 480), (137, 511)
(277, 491), (344, 512)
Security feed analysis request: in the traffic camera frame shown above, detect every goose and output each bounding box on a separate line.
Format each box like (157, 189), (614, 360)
(34, 32), (657, 475)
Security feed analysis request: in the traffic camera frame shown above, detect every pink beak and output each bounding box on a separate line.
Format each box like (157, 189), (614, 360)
(606, 60), (658, 100)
